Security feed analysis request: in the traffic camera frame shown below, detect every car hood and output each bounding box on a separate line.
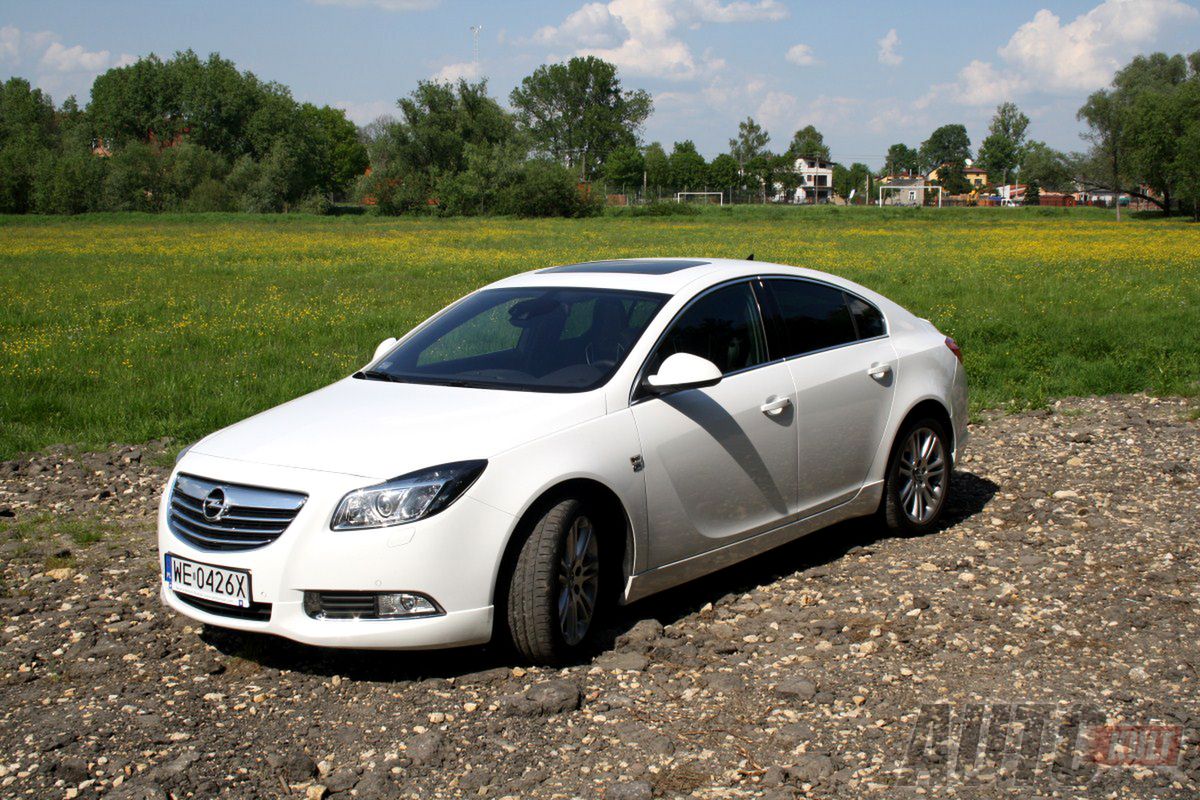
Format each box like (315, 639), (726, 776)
(190, 377), (607, 480)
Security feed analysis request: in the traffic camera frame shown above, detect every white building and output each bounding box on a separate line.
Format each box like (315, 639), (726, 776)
(794, 157), (834, 204)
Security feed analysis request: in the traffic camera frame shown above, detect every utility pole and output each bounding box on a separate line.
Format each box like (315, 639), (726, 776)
(470, 25), (482, 65)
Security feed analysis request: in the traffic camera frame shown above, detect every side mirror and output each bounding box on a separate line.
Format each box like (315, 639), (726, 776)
(644, 353), (722, 394)
(373, 337), (398, 362)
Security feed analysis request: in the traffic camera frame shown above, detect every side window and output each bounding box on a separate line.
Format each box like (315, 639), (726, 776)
(649, 282), (766, 376)
(766, 279), (856, 356)
(845, 294), (886, 339)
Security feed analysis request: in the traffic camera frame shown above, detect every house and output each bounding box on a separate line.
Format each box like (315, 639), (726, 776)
(881, 177), (926, 206)
(926, 163), (988, 188)
(793, 156), (834, 204)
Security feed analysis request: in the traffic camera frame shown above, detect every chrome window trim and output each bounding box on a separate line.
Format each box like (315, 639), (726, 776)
(758, 274), (891, 341)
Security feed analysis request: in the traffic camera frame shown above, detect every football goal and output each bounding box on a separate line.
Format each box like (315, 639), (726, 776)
(675, 191), (724, 205)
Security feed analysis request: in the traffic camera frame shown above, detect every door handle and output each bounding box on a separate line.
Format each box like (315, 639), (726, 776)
(867, 362), (892, 380)
(760, 395), (792, 416)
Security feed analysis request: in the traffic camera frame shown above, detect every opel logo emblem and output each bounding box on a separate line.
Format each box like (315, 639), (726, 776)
(202, 488), (229, 521)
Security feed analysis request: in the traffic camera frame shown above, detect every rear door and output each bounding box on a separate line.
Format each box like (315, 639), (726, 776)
(761, 278), (897, 515)
(630, 280), (800, 569)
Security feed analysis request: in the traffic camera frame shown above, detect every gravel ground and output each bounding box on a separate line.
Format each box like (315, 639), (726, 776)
(1, 394), (1198, 800)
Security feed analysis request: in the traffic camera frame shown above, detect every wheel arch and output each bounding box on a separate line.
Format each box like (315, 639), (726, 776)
(492, 477), (635, 612)
(893, 397), (955, 465)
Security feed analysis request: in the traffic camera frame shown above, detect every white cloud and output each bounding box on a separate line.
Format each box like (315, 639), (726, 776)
(532, 0), (787, 81)
(877, 28), (902, 66)
(335, 99), (396, 124)
(308, 0), (440, 10)
(785, 43), (817, 66)
(756, 91), (858, 137)
(0, 26), (134, 101)
(533, 3), (628, 48)
(430, 60), (483, 83)
(40, 41), (115, 73)
(929, 0), (1199, 106)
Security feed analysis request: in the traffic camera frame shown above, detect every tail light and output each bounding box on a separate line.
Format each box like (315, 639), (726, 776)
(945, 337), (963, 363)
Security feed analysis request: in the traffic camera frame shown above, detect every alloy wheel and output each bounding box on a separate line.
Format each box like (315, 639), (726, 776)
(556, 515), (599, 646)
(897, 427), (947, 524)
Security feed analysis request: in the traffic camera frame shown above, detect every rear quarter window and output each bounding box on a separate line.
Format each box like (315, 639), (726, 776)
(845, 294), (886, 339)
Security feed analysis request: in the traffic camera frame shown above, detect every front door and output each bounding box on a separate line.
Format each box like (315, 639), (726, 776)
(630, 281), (800, 569)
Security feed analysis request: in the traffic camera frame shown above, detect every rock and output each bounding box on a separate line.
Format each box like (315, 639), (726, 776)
(502, 680), (582, 717)
(791, 753), (835, 783)
(306, 785), (327, 800)
(152, 751), (200, 784)
(267, 750), (317, 782)
(597, 651), (649, 672)
(108, 782), (167, 800)
(615, 619), (663, 652)
(774, 677), (817, 701)
(324, 768), (359, 793)
(54, 755), (89, 784)
(606, 779), (653, 800)
(406, 731), (445, 766)
(703, 672), (743, 694)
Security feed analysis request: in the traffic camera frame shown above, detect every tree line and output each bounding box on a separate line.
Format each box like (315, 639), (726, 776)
(0, 48), (1196, 217)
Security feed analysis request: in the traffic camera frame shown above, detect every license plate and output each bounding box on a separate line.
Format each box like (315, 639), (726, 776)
(164, 553), (251, 608)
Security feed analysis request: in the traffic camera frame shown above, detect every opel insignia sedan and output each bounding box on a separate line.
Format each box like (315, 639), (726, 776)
(159, 258), (967, 663)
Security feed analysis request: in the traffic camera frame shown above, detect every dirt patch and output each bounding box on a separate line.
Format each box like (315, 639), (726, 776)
(1, 396), (1198, 798)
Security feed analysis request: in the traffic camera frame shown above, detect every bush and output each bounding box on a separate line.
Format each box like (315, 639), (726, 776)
(32, 149), (107, 214)
(102, 143), (165, 212)
(183, 178), (236, 212)
(497, 159), (599, 218)
(295, 192), (333, 215)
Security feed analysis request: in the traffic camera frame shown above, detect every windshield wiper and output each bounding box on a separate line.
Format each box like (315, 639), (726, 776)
(354, 370), (402, 382)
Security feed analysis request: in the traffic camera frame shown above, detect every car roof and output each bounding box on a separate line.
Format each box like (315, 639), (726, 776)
(485, 257), (876, 300)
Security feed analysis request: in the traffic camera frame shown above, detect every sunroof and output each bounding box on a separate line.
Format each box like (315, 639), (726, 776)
(540, 259), (710, 275)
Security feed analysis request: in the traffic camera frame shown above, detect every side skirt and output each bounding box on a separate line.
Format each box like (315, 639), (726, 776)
(621, 482), (883, 605)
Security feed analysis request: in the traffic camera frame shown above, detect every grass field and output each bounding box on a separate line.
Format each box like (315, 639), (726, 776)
(1, 206), (1198, 459)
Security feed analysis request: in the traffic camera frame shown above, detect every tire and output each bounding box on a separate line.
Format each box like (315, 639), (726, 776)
(880, 416), (952, 535)
(505, 497), (606, 664)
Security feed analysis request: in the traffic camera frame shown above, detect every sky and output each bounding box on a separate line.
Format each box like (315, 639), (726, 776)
(2, 0), (1199, 168)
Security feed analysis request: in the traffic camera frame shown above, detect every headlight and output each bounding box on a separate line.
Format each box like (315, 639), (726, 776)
(175, 442), (195, 464)
(330, 460), (487, 531)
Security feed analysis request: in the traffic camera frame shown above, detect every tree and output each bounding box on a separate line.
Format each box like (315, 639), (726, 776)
(1174, 118), (1200, 219)
(389, 79), (515, 178)
(604, 144), (644, 192)
(729, 117), (769, 168)
(298, 104), (368, 197)
(0, 77), (56, 213)
(509, 56), (652, 180)
(643, 142), (670, 193)
(1020, 141), (1073, 192)
(934, 160), (971, 195)
(976, 102), (1030, 186)
(708, 153), (739, 199)
(833, 162), (871, 200)
(787, 125), (830, 160)
(885, 143), (920, 175)
(668, 140), (707, 191)
(744, 152), (776, 202)
(1077, 51), (1200, 215)
(919, 124), (971, 172)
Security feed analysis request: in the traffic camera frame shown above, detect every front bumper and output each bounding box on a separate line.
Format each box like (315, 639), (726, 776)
(157, 452), (513, 650)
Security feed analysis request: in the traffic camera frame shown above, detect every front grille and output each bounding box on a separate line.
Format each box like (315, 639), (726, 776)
(169, 473), (307, 552)
(307, 591), (380, 619)
(175, 591), (273, 621)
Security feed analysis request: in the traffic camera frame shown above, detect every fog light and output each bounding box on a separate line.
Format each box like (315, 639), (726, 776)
(377, 592), (439, 618)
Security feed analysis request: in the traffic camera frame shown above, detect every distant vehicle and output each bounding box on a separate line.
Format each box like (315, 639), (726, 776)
(159, 258), (968, 663)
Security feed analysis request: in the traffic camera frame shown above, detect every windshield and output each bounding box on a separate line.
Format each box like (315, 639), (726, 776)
(364, 287), (668, 392)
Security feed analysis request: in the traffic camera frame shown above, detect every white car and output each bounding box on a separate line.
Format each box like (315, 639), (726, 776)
(159, 258), (967, 663)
